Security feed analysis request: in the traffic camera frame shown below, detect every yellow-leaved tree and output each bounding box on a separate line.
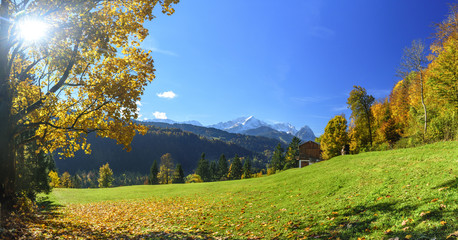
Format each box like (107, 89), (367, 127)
(320, 115), (348, 160)
(0, 0), (179, 214)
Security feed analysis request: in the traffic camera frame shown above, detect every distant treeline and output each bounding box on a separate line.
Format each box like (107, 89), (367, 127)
(55, 126), (269, 176)
(139, 121), (286, 153)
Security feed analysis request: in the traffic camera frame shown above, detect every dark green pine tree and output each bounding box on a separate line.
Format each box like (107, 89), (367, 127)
(218, 154), (228, 181)
(284, 137), (301, 170)
(242, 157), (252, 179)
(172, 164), (185, 183)
(209, 161), (218, 182)
(16, 149), (55, 200)
(271, 143), (285, 171)
(71, 175), (82, 188)
(228, 154), (243, 180)
(196, 153), (210, 182)
(149, 160), (159, 185)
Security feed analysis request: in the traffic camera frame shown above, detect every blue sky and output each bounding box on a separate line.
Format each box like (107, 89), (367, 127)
(138, 0), (451, 135)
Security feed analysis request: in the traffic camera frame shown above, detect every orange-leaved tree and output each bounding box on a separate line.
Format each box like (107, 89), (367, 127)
(0, 0), (179, 214)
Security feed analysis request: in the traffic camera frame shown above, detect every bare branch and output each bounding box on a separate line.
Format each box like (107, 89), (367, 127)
(397, 40), (429, 79)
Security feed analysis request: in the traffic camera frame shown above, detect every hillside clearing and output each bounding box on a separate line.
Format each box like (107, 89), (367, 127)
(14, 142), (458, 239)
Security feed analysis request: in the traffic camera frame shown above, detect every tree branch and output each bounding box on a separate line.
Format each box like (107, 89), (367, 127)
(13, 41), (80, 123)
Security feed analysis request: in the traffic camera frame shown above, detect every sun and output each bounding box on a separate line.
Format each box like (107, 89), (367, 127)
(17, 18), (49, 42)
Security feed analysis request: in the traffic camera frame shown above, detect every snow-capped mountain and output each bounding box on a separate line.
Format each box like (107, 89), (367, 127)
(271, 122), (298, 135)
(145, 119), (202, 126)
(209, 116), (256, 131)
(210, 116), (268, 133)
(209, 116), (266, 133)
(209, 116), (316, 143)
(210, 116), (299, 134)
(146, 116), (316, 143)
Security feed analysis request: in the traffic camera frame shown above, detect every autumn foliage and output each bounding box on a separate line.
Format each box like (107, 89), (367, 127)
(320, 115), (348, 160)
(0, 0), (179, 212)
(322, 4), (458, 155)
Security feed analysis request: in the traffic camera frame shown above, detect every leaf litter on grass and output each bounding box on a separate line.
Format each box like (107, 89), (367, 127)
(3, 141), (457, 239)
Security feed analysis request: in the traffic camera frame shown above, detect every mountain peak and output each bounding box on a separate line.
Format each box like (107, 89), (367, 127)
(149, 116), (316, 143)
(271, 122), (298, 135)
(296, 125), (316, 142)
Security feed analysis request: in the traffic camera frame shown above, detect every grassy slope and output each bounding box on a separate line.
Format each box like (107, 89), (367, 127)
(47, 141), (457, 239)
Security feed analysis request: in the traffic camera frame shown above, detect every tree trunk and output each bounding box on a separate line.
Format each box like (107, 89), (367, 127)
(420, 73), (428, 140)
(0, 57), (16, 220)
(0, 134), (16, 221)
(0, 0), (16, 222)
(0, 74), (15, 220)
(367, 118), (373, 147)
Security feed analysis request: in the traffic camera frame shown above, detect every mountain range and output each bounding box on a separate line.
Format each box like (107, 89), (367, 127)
(55, 117), (316, 175)
(150, 116), (316, 144)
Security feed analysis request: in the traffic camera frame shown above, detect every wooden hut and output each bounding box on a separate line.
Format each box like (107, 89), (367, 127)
(297, 141), (321, 168)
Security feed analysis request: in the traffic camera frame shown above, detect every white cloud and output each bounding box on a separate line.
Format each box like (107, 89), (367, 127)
(149, 47), (178, 57)
(134, 101), (142, 119)
(153, 111), (167, 119)
(157, 91), (177, 99)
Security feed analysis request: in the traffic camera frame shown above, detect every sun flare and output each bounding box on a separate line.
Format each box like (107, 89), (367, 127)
(17, 18), (49, 42)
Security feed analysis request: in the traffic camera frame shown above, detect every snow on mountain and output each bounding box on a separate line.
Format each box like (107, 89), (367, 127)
(210, 116), (316, 142)
(146, 116), (316, 143)
(271, 122), (298, 135)
(209, 116), (268, 133)
(228, 116), (267, 133)
(208, 117), (248, 130)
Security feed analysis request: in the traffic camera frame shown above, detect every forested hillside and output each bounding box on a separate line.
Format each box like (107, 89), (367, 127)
(55, 127), (264, 176)
(140, 121), (286, 152)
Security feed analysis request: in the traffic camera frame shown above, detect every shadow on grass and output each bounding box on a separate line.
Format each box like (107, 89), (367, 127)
(433, 177), (458, 190)
(36, 195), (63, 213)
(2, 196), (218, 239)
(322, 199), (458, 240)
(30, 216), (216, 239)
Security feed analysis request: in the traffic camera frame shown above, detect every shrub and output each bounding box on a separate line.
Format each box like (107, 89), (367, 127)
(185, 174), (203, 183)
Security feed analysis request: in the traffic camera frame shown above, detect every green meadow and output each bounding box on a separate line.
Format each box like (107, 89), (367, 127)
(37, 141), (457, 239)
